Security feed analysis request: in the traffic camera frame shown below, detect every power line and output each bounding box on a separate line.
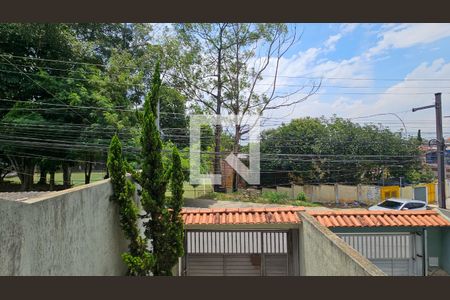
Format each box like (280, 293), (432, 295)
(4, 53), (450, 82)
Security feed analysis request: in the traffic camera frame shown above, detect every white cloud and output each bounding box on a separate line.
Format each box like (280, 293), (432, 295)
(323, 24), (359, 52)
(255, 24), (450, 138)
(324, 34), (342, 51)
(366, 24), (450, 58)
(268, 59), (450, 138)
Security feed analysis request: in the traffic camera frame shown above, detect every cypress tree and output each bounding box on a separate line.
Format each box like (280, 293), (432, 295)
(140, 62), (173, 275)
(162, 147), (185, 275)
(107, 134), (154, 276)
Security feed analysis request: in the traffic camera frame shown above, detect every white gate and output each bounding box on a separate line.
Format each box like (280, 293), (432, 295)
(337, 232), (423, 276)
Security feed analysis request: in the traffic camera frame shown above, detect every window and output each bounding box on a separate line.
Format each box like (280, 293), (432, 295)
(378, 200), (403, 209)
(404, 202), (425, 210)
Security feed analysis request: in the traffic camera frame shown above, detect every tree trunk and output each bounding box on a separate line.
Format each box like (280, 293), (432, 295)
(232, 124), (241, 192)
(62, 163), (72, 188)
(49, 171), (55, 191)
(21, 160), (35, 191)
(213, 27), (224, 193)
(84, 162), (92, 184)
(38, 168), (47, 185)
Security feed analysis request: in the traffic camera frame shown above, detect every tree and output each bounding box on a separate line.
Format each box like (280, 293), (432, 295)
(260, 117), (427, 186)
(107, 134), (154, 276)
(174, 23), (233, 192)
(160, 147), (185, 275)
(417, 129), (423, 143)
(174, 24), (320, 191)
(140, 63), (183, 275)
(0, 23), (155, 190)
(0, 150), (12, 184)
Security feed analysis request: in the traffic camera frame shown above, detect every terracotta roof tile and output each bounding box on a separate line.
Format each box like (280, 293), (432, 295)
(308, 210), (450, 228)
(181, 206), (304, 225)
(181, 207), (450, 228)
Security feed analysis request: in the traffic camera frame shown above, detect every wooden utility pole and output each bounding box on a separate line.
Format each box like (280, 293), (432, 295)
(412, 93), (447, 209)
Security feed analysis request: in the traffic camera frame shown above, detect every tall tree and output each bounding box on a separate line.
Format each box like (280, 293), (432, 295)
(174, 24), (320, 191)
(140, 63), (178, 275)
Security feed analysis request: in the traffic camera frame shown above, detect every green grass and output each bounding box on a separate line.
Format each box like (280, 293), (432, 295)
(6, 171), (107, 187)
(205, 189), (322, 207)
(166, 182), (213, 198)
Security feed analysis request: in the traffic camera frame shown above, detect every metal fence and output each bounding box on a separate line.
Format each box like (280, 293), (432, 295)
(186, 230), (288, 254)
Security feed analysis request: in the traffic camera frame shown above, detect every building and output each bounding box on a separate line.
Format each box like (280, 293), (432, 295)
(180, 207), (450, 276)
(1, 179), (450, 276)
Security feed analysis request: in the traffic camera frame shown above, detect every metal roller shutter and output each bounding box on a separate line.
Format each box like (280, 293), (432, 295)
(186, 255), (224, 276)
(265, 255), (288, 276)
(224, 255), (261, 276)
(337, 233), (422, 276)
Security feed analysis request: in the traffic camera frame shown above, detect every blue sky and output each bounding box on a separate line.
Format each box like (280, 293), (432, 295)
(258, 23), (450, 138)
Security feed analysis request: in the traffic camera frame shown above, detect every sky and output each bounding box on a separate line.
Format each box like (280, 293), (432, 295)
(256, 23), (450, 138)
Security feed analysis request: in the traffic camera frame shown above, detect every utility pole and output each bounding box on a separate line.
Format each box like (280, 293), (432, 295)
(412, 93), (447, 209)
(399, 176), (403, 198)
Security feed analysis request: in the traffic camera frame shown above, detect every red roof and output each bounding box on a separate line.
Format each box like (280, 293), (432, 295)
(308, 210), (450, 228)
(181, 207), (304, 225)
(181, 207), (450, 228)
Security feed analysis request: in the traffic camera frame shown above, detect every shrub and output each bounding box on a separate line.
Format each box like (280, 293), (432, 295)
(296, 191), (308, 202)
(262, 191), (289, 204)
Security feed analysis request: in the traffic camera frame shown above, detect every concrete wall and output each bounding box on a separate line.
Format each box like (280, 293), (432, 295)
(0, 179), (128, 275)
(277, 186), (294, 199)
(318, 185), (335, 203)
(298, 212), (386, 276)
(337, 185), (357, 203)
(262, 183), (428, 205)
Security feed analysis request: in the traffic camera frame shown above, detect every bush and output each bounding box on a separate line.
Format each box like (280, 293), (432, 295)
(296, 191), (308, 202)
(262, 191), (289, 204)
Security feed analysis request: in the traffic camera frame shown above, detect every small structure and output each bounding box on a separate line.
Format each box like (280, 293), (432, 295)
(308, 210), (450, 276)
(181, 207), (303, 276)
(180, 207), (450, 276)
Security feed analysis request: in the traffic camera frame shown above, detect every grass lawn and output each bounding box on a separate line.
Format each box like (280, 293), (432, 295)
(6, 171), (107, 187)
(167, 182), (213, 199)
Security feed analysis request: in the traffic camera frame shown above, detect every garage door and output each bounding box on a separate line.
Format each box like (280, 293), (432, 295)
(186, 254), (288, 276)
(338, 232), (423, 276)
(184, 230), (289, 276)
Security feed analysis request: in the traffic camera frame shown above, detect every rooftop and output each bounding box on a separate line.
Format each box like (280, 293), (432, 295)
(181, 207), (304, 225)
(181, 207), (450, 227)
(309, 210), (450, 227)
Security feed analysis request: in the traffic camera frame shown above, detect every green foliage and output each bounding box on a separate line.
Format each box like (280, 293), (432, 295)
(160, 147), (185, 275)
(121, 251), (155, 277)
(405, 165), (435, 184)
(107, 135), (154, 276)
(140, 63), (184, 276)
(296, 191), (308, 202)
(260, 116), (425, 185)
(261, 191), (289, 204)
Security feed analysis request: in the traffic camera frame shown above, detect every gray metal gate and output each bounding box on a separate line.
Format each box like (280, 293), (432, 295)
(337, 232), (423, 276)
(414, 187), (427, 202)
(184, 230), (290, 276)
